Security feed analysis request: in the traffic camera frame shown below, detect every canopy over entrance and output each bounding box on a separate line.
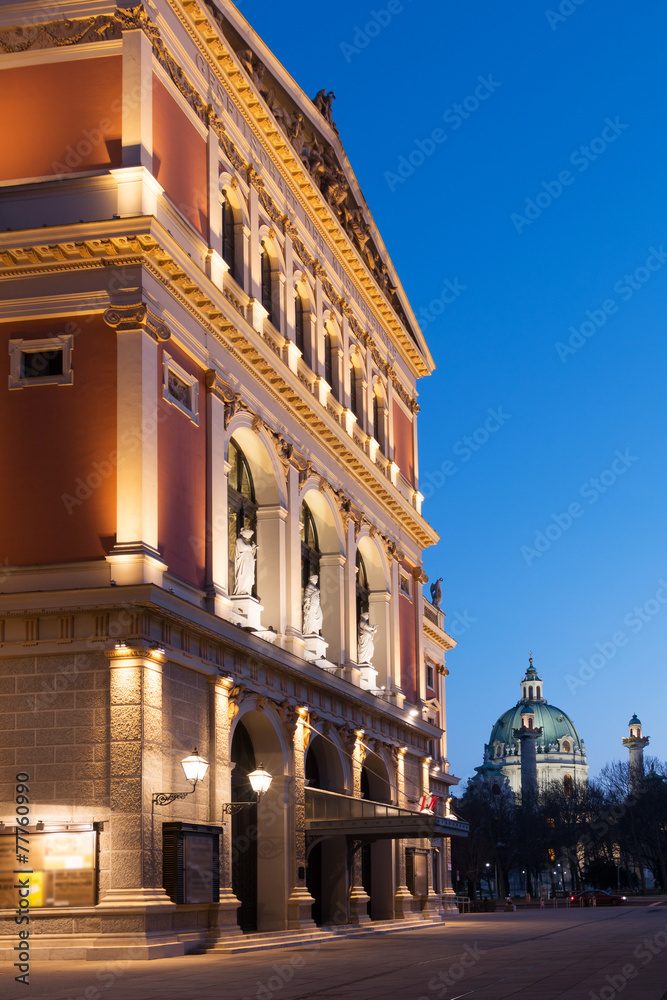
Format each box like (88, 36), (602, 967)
(305, 787), (469, 840)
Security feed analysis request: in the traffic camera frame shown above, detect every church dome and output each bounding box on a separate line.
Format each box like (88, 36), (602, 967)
(486, 656), (586, 759)
(488, 701), (585, 756)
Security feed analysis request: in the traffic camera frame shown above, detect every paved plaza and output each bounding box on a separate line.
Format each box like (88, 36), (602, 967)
(2, 904), (667, 1000)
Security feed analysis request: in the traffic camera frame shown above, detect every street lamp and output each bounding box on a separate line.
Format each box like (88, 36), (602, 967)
(222, 764), (272, 815)
(152, 748), (209, 807)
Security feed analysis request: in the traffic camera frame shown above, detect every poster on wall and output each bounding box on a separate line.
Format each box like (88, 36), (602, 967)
(0, 830), (97, 908)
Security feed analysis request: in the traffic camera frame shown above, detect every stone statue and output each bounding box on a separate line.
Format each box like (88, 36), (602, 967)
(430, 577), (443, 608)
(302, 574), (323, 635)
(357, 612), (378, 664)
(233, 527), (257, 596)
(313, 89), (336, 126)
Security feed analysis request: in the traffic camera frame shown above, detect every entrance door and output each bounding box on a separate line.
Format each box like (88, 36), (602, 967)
(231, 721), (258, 932)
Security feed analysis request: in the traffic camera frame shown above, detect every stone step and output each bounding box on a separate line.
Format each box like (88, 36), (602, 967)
(203, 917), (436, 954)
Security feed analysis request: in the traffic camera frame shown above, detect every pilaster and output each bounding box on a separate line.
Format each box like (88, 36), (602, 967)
(104, 294), (168, 586)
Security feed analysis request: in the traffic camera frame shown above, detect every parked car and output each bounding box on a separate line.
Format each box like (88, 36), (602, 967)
(569, 889), (626, 906)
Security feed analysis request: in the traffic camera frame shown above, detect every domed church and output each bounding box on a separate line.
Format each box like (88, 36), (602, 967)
(477, 657), (588, 801)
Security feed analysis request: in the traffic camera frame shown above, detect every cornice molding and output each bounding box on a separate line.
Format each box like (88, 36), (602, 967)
(0, 2), (429, 386)
(0, 231), (437, 550)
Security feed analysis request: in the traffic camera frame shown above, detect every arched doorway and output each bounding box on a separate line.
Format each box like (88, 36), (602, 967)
(230, 707), (290, 932)
(304, 733), (347, 926)
(230, 720), (257, 932)
(360, 752), (395, 920)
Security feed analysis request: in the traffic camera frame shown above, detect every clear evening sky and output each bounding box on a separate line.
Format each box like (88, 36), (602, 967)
(242, 0), (667, 783)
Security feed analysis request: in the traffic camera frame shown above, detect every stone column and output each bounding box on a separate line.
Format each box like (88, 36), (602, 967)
(209, 676), (242, 940)
(394, 747), (413, 919)
(256, 504), (288, 636)
(104, 297), (168, 586)
(91, 647), (181, 960)
(283, 464), (306, 657)
(207, 124), (226, 288)
(318, 552), (345, 667)
(342, 517), (360, 685)
(348, 730), (371, 924)
(368, 590), (391, 691)
(121, 27), (152, 168)
(420, 757), (444, 921)
(287, 708), (316, 929)
(204, 372), (230, 617)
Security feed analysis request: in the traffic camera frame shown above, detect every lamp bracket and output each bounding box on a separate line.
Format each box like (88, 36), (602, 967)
(152, 790), (194, 807)
(222, 802), (255, 815)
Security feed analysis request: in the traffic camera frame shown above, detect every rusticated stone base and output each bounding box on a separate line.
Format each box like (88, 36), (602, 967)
(286, 885), (317, 930)
(348, 885), (371, 924)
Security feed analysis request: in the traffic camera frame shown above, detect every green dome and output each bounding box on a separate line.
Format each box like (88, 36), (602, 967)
(629, 714), (641, 725)
(488, 701), (585, 756)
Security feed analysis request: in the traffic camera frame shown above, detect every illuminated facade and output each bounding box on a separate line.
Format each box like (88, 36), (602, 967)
(0, 0), (466, 959)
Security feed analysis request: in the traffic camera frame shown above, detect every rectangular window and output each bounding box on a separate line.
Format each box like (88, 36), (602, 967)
(9, 335), (73, 389)
(426, 664), (434, 689)
(163, 352), (199, 424)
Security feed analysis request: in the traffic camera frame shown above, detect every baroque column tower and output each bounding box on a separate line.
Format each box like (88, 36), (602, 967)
(622, 714), (650, 794)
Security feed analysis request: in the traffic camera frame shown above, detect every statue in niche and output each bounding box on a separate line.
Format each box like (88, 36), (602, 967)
(302, 574), (323, 635)
(357, 612), (378, 665)
(233, 527), (257, 596)
(430, 577), (443, 608)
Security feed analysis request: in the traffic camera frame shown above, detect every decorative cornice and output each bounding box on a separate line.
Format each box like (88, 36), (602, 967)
(0, 231), (436, 550)
(172, 0), (431, 379)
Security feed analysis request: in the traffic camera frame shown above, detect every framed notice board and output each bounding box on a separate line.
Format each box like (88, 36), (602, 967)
(162, 823), (221, 904)
(0, 828), (97, 908)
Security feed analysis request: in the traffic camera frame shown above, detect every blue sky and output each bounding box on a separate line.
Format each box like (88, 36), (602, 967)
(242, 0), (667, 783)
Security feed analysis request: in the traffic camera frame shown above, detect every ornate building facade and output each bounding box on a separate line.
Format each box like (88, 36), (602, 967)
(0, 0), (467, 961)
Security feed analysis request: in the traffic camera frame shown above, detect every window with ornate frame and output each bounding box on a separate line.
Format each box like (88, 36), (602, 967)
(294, 289), (310, 366)
(222, 194), (237, 284)
(8, 335), (74, 389)
(227, 440), (257, 595)
(324, 331), (336, 397)
(350, 361), (362, 421)
(163, 353), (199, 424)
(261, 243), (278, 327)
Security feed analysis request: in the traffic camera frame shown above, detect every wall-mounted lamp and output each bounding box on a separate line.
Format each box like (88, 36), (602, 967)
(222, 764), (272, 815)
(152, 748), (209, 807)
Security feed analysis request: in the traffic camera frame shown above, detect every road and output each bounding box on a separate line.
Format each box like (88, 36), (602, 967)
(2, 904), (667, 1000)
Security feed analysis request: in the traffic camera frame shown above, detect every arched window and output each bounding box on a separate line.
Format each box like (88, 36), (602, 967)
(294, 290), (310, 366)
(227, 440), (257, 594)
(528, 686), (533, 700)
(356, 550), (370, 625)
(562, 739), (571, 753)
(564, 774), (573, 796)
(373, 391), (383, 449)
(536, 686), (541, 699)
(325, 331), (337, 398)
(261, 244), (277, 326)
(222, 194), (237, 283)
(527, 717), (533, 730)
(350, 361), (362, 421)
(300, 502), (320, 596)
